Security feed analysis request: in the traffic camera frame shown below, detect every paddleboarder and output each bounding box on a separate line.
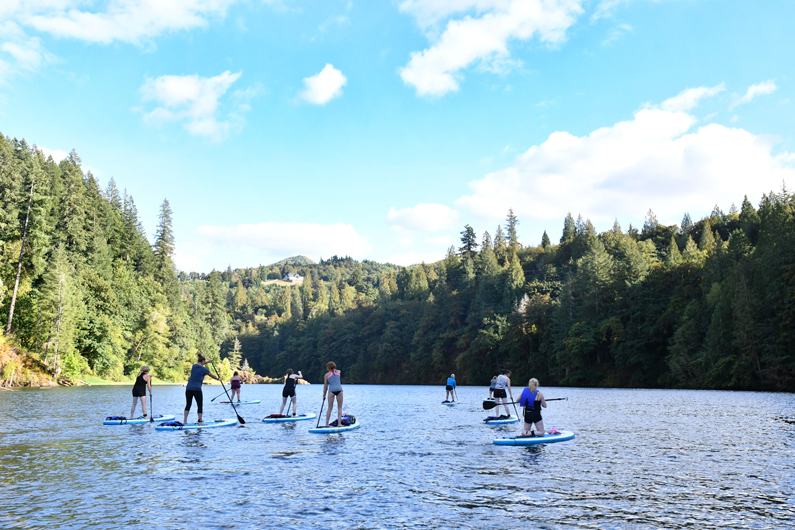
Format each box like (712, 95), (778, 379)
(519, 378), (547, 437)
(229, 371), (243, 402)
(130, 365), (152, 419)
(493, 369), (514, 419)
(488, 375), (497, 399)
(184, 354), (221, 425)
(444, 373), (456, 402)
(279, 369), (303, 416)
(322, 362), (344, 428)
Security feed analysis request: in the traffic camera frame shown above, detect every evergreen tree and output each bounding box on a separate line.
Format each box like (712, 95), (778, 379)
(541, 231), (551, 249)
(459, 224), (478, 258)
(560, 213), (576, 244)
(506, 208), (520, 256)
(665, 236), (682, 268)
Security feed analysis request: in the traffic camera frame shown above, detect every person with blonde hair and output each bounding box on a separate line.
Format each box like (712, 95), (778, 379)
(444, 373), (456, 402)
(322, 362), (343, 427)
(519, 378), (547, 436)
(130, 365), (152, 419)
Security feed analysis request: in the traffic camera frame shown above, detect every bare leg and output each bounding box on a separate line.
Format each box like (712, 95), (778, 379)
(291, 396), (297, 415)
(183, 410), (189, 424)
(279, 397), (287, 415)
(141, 396), (148, 418)
(198, 412), (204, 425)
(325, 393), (334, 427)
(522, 421), (533, 436)
(130, 397), (138, 418)
(336, 393), (344, 426)
(534, 420), (545, 436)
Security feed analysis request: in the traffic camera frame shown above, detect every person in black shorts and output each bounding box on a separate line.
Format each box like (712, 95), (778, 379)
(130, 365), (151, 419)
(279, 369), (302, 416)
(519, 378), (547, 436)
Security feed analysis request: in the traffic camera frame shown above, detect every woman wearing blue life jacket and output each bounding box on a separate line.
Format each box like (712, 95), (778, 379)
(493, 369), (514, 419)
(519, 378), (547, 436)
(183, 354), (221, 425)
(322, 362), (344, 428)
(445, 374), (456, 402)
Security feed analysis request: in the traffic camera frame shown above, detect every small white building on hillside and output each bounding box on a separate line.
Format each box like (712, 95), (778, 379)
(283, 273), (304, 283)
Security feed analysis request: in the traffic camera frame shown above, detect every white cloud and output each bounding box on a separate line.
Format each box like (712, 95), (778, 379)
(318, 14), (350, 32)
(176, 221), (371, 270)
(35, 145), (69, 162)
(455, 85), (795, 229)
(388, 203), (459, 232)
(602, 23), (632, 45)
(0, 21), (56, 81)
(298, 64), (347, 105)
(139, 70), (243, 141)
(660, 84), (725, 112)
(385, 251), (447, 267)
(730, 80), (777, 110)
(22, 0), (235, 45)
(398, 0), (585, 97)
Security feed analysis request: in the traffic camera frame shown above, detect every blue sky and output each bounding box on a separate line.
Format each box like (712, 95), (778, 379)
(1, 0), (793, 271)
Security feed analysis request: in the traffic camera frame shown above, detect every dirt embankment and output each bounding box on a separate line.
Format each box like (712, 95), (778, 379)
(0, 337), (65, 388)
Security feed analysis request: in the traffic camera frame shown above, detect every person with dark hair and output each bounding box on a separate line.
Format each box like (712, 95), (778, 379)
(130, 365), (151, 419)
(493, 369), (514, 419)
(322, 362), (343, 428)
(230, 371), (243, 402)
(279, 369), (303, 416)
(184, 354), (221, 425)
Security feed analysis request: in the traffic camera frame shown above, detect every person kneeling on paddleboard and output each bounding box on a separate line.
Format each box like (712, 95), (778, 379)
(184, 354), (221, 425)
(519, 378), (547, 437)
(323, 362), (344, 428)
(445, 374), (456, 402)
(279, 369), (302, 416)
(230, 371), (243, 402)
(493, 370), (513, 419)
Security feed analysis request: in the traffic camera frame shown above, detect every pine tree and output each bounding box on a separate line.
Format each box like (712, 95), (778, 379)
(560, 213), (576, 243)
(665, 236), (682, 267)
(494, 225), (508, 264)
(459, 224), (478, 258)
(228, 336), (242, 371)
(506, 208), (520, 256)
(541, 231), (551, 249)
(329, 281), (342, 315)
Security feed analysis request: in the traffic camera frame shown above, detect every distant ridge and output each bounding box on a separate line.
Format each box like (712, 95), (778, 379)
(269, 255), (315, 267)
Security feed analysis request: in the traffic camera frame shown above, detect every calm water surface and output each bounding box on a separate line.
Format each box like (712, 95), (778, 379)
(1, 384), (793, 529)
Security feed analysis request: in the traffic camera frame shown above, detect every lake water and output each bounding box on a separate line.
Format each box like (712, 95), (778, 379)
(0, 384), (793, 529)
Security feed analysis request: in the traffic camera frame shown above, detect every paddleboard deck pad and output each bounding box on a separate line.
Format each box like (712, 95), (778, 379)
(263, 413), (317, 423)
(155, 418), (238, 431)
(493, 430), (574, 445)
(441, 401), (459, 405)
(219, 400), (261, 405)
(308, 422), (361, 434)
(484, 415), (519, 424)
(104, 414), (175, 425)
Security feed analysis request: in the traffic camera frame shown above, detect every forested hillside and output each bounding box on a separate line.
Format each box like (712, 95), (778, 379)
(2, 133), (794, 390)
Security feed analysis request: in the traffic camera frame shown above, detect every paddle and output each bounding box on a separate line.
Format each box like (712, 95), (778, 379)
(210, 389), (227, 402)
(453, 388), (459, 403)
(149, 381), (154, 423)
(483, 397), (567, 410)
(315, 395), (326, 428)
(209, 361), (245, 425)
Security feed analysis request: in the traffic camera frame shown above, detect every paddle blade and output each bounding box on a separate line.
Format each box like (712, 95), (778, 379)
(237, 414), (246, 425)
(483, 400), (498, 410)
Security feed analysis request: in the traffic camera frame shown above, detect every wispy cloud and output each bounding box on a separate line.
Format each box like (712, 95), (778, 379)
(730, 80), (777, 110)
(298, 64), (347, 105)
(398, 0), (586, 97)
(602, 23), (633, 45)
(139, 70), (245, 141)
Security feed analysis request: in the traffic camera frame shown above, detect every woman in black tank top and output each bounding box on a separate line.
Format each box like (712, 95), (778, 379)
(279, 369), (302, 416)
(130, 365), (152, 419)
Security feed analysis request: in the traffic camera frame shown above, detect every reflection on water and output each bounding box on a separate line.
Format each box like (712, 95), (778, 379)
(1, 384), (794, 529)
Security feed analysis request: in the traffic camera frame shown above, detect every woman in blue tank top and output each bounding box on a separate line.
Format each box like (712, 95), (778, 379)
(322, 362), (344, 427)
(518, 378), (547, 436)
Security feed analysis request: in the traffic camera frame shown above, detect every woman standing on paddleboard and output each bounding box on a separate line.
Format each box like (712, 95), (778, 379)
(230, 371), (243, 402)
(184, 354), (221, 425)
(488, 375), (498, 399)
(279, 369), (303, 416)
(130, 365), (152, 419)
(445, 374), (456, 402)
(493, 369), (514, 419)
(519, 378), (547, 436)
(322, 362), (344, 427)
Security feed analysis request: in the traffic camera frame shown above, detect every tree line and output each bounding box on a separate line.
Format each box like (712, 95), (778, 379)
(2, 132), (793, 390)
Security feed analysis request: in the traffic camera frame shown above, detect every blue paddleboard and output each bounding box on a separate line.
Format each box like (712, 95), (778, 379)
(104, 414), (175, 425)
(219, 400), (261, 405)
(485, 415), (519, 424)
(263, 413), (317, 423)
(493, 430), (575, 446)
(308, 422), (361, 434)
(155, 418), (238, 431)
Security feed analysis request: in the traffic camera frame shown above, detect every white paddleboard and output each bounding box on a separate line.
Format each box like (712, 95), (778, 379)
(263, 413), (317, 423)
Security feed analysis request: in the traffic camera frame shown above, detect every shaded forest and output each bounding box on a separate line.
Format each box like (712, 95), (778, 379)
(2, 133), (794, 390)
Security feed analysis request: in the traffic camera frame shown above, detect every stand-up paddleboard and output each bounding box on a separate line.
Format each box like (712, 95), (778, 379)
(493, 430), (574, 446)
(219, 400), (261, 405)
(308, 422), (361, 434)
(441, 401), (459, 406)
(484, 415), (519, 425)
(104, 414), (175, 425)
(155, 418), (238, 431)
(263, 413), (317, 423)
